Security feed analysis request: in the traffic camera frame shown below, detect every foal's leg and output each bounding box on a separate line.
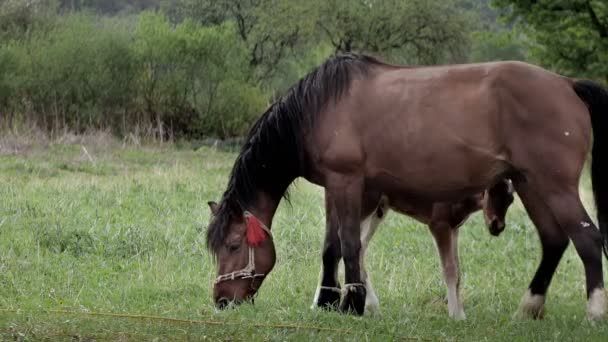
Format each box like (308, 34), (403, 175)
(517, 182), (606, 320)
(327, 175), (366, 315)
(313, 192), (342, 309)
(429, 204), (465, 320)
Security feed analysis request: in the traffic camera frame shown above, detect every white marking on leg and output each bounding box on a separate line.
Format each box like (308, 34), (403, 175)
(364, 275), (380, 314)
(443, 242), (466, 320)
(587, 288), (607, 320)
(311, 269), (323, 309)
(360, 213), (378, 314)
(580, 221), (591, 228)
(432, 227), (465, 320)
(445, 268), (465, 320)
(516, 289), (545, 319)
(359, 198), (387, 315)
(450, 229), (465, 320)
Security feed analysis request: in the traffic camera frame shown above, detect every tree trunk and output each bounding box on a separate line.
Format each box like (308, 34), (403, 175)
(156, 112), (164, 145)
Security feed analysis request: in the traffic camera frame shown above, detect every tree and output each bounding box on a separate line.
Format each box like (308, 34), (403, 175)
(133, 13), (266, 139)
(175, 0), (314, 82)
(0, 0), (58, 40)
(56, 0), (165, 14)
(493, 0), (608, 83)
(458, 0), (528, 62)
(312, 0), (472, 64)
(469, 30), (527, 62)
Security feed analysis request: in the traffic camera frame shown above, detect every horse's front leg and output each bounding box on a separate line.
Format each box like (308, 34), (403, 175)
(312, 191), (343, 310)
(327, 175), (366, 315)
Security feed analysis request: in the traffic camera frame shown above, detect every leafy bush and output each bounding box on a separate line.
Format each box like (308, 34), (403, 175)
(1, 11), (267, 139)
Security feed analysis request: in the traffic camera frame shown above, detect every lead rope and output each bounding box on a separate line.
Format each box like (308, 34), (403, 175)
(342, 283), (366, 294)
(319, 286), (342, 293)
(319, 283), (366, 296)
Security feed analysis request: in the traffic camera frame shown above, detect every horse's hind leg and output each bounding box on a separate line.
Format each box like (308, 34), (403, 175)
(512, 183), (569, 319)
(516, 182), (607, 320)
(546, 192), (606, 320)
(429, 204), (466, 320)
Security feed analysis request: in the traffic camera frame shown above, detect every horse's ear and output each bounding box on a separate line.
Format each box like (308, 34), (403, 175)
(208, 201), (219, 215)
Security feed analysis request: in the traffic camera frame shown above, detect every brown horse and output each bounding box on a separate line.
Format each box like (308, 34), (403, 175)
(207, 54), (608, 319)
(312, 179), (514, 319)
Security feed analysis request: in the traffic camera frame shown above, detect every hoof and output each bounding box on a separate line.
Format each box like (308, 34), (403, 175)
(317, 289), (341, 310)
(339, 284), (366, 315)
(449, 309), (466, 321)
(315, 286), (342, 310)
(514, 290), (545, 320)
(447, 299), (466, 320)
(364, 297), (380, 315)
(587, 288), (607, 321)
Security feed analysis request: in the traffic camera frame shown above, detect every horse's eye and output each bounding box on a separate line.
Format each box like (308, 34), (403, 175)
(227, 243), (241, 252)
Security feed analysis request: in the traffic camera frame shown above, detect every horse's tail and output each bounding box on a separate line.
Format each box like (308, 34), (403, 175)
(573, 80), (608, 259)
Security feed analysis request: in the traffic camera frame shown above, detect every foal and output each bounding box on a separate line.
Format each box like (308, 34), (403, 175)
(312, 179), (514, 319)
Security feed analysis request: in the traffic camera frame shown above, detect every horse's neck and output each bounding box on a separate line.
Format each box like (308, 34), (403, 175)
(247, 191), (282, 228)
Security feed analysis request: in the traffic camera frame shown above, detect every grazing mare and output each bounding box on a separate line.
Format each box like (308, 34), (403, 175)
(312, 179), (514, 319)
(207, 54), (608, 319)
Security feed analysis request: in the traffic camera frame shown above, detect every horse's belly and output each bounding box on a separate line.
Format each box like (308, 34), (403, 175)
(386, 198), (433, 225)
(365, 152), (508, 203)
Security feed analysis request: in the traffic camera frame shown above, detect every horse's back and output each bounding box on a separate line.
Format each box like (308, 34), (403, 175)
(310, 60), (590, 201)
(354, 63), (515, 197)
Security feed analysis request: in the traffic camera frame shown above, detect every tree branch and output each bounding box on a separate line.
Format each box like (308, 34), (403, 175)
(586, 0), (608, 38)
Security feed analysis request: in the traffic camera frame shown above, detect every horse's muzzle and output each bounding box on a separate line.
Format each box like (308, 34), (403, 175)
(215, 297), (254, 310)
(216, 297), (231, 310)
(489, 219), (505, 236)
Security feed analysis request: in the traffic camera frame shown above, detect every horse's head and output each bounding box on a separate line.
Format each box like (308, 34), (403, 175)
(482, 179), (515, 236)
(207, 201), (276, 309)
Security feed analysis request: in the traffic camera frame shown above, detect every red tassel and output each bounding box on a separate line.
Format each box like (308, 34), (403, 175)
(245, 214), (267, 246)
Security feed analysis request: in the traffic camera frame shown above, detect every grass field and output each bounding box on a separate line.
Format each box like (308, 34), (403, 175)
(0, 139), (607, 341)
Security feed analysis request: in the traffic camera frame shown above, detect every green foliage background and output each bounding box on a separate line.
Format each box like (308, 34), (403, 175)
(0, 0), (606, 139)
(494, 0), (608, 83)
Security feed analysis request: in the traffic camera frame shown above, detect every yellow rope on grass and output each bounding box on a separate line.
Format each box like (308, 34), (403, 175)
(0, 307), (429, 340)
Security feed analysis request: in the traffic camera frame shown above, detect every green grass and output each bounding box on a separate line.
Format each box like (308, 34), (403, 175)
(0, 142), (607, 341)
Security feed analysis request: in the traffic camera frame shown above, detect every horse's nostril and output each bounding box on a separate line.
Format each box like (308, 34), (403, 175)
(489, 220), (505, 236)
(216, 297), (230, 310)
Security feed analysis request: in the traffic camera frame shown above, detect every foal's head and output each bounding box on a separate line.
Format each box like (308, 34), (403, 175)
(207, 201), (276, 309)
(482, 179), (515, 236)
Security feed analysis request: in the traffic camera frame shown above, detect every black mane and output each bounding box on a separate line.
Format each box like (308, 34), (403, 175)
(207, 53), (383, 254)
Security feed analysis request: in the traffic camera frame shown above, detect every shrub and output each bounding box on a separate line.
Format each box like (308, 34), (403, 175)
(1, 11), (268, 139)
